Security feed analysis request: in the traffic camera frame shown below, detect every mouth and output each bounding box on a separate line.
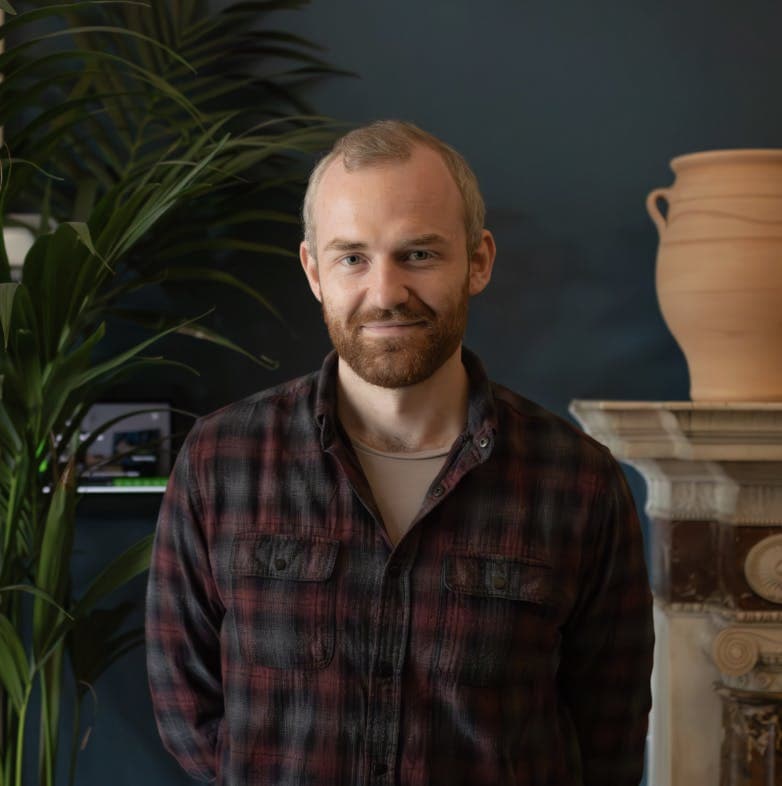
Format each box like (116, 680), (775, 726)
(360, 320), (426, 334)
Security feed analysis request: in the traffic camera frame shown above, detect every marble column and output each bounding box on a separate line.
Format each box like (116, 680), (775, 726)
(569, 402), (782, 786)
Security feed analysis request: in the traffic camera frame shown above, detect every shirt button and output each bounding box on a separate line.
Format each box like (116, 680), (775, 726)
(432, 485), (444, 497)
(373, 762), (388, 776)
(478, 436), (490, 448)
(493, 574), (507, 590)
(274, 557), (287, 571)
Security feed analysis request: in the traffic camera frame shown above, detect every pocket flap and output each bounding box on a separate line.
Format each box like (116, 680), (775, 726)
(231, 533), (339, 582)
(443, 552), (551, 603)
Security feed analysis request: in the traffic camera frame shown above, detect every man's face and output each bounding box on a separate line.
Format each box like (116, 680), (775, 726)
(300, 145), (492, 388)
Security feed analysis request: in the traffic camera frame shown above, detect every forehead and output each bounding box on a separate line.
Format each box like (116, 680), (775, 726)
(312, 145), (465, 246)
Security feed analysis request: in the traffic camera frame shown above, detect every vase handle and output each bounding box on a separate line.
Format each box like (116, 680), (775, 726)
(646, 187), (671, 236)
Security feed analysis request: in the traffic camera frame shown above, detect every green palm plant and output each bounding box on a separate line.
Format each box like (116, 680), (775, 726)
(0, 2), (343, 784)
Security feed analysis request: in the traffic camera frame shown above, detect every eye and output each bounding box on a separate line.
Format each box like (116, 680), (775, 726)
(341, 254), (363, 266)
(407, 250), (432, 261)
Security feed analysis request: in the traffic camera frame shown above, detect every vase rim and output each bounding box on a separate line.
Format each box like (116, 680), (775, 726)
(671, 148), (782, 170)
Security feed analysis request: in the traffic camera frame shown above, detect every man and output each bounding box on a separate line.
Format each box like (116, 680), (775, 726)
(146, 120), (654, 786)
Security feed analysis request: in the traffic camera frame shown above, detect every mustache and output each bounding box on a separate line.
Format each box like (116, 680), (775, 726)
(349, 305), (435, 326)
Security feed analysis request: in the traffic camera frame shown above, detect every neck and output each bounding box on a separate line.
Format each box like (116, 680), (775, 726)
(336, 346), (469, 453)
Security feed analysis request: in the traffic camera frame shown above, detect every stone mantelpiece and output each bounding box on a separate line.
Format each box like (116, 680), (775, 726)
(569, 402), (782, 786)
(568, 402), (782, 461)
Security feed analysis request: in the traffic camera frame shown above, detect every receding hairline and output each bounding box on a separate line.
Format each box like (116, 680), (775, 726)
(319, 141), (463, 199)
(306, 143), (470, 252)
(308, 145), (466, 254)
(302, 120), (486, 259)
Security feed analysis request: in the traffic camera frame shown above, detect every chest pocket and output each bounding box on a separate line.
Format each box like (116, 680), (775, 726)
(230, 533), (340, 669)
(434, 552), (555, 686)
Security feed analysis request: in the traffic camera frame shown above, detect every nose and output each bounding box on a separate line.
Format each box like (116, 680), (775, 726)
(367, 258), (410, 311)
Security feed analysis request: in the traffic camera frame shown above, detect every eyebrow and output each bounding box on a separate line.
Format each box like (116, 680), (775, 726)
(323, 233), (448, 253)
(323, 238), (369, 253)
(402, 233), (448, 247)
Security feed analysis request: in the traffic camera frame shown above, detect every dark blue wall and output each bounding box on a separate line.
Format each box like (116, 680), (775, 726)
(70, 1), (782, 784)
(260, 0), (782, 413)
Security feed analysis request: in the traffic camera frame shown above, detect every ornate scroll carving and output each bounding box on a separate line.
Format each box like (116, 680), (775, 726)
(714, 629), (760, 676)
(712, 626), (782, 694)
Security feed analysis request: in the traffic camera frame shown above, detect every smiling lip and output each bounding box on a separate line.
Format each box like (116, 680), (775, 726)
(361, 321), (425, 332)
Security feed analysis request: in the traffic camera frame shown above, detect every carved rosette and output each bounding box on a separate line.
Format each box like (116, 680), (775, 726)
(745, 534), (782, 604)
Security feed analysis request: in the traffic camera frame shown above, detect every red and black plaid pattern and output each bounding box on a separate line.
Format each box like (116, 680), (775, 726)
(146, 349), (653, 786)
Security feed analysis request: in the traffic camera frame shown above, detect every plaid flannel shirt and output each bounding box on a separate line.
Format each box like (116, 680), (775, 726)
(145, 348), (653, 786)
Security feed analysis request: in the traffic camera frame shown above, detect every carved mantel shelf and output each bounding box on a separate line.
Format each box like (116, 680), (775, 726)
(569, 401), (782, 786)
(568, 401), (782, 460)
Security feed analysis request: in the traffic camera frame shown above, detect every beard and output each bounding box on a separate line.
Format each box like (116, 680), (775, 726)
(322, 278), (469, 389)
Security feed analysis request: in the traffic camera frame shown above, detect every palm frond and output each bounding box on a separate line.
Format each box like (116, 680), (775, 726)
(0, 3), (343, 782)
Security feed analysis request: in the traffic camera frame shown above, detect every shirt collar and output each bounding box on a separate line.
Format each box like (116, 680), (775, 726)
(314, 347), (498, 451)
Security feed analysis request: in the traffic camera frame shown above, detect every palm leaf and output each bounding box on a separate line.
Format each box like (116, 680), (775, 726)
(72, 534), (153, 618)
(109, 307), (279, 369)
(32, 472), (76, 656)
(0, 282), (20, 348)
(69, 605), (142, 695)
(0, 614), (28, 712)
(0, 3), (342, 781)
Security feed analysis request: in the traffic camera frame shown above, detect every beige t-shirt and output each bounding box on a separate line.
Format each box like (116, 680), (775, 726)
(352, 439), (450, 546)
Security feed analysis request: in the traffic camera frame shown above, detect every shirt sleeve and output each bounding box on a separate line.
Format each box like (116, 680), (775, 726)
(145, 421), (225, 782)
(558, 455), (654, 786)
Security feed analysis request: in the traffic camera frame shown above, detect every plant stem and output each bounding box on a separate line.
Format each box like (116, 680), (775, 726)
(66, 694), (81, 786)
(14, 687), (31, 786)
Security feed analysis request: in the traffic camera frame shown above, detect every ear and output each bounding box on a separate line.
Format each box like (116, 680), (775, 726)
(300, 240), (322, 303)
(468, 229), (496, 296)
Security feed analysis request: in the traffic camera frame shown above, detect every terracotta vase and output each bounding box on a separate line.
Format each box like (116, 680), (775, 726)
(647, 149), (782, 401)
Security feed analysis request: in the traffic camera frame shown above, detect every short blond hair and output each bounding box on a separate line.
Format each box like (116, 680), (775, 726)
(302, 119), (485, 258)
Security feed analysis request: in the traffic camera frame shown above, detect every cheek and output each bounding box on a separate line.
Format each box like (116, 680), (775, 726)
(321, 285), (360, 322)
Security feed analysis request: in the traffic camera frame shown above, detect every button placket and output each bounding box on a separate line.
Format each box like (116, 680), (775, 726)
(365, 560), (409, 783)
(376, 659), (394, 679)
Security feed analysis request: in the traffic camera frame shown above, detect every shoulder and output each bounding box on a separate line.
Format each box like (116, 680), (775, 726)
(185, 370), (320, 448)
(490, 381), (620, 486)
